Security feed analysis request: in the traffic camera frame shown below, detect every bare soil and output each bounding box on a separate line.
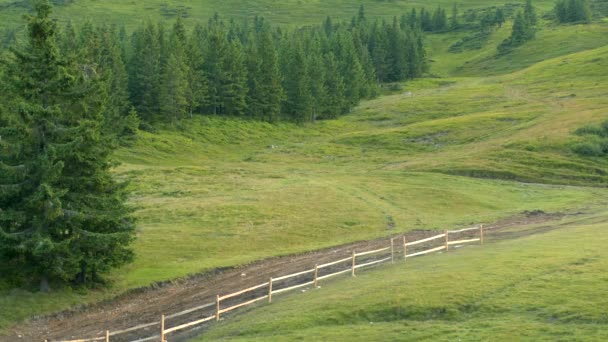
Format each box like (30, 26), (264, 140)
(1, 211), (571, 342)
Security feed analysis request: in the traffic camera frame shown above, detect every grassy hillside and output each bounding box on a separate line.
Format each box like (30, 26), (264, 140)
(427, 22), (608, 76)
(1, 0), (607, 336)
(3, 41), (608, 331)
(0, 0), (558, 30)
(197, 208), (608, 341)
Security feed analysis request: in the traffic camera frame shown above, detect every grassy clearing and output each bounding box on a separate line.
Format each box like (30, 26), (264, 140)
(196, 209), (608, 341)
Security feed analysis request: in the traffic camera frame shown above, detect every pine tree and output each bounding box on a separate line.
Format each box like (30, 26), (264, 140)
(450, 3), (460, 30)
(387, 18), (407, 82)
(495, 8), (506, 27)
(357, 5), (366, 25)
(128, 21), (161, 119)
(204, 20), (228, 115)
(334, 30), (365, 111)
(321, 52), (346, 119)
(186, 23), (209, 116)
(160, 17), (190, 121)
(524, 0), (538, 27)
(369, 22), (389, 82)
(421, 8), (433, 31)
(0, 0), (135, 291)
(557, 0), (592, 23)
(307, 33), (327, 121)
(282, 38), (312, 122)
(220, 39), (248, 116)
(253, 23), (284, 121)
(160, 53), (189, 121)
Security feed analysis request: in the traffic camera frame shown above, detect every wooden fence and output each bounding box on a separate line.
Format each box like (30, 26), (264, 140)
(50, 225), (484, 342)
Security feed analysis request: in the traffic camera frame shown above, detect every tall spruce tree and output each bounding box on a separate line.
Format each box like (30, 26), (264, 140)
(524, 0), (538, 26)
(451, 3), (460, 30)
(128, 21), (161, 120)
(321, 52), (346, 119)
(160, 17), (190, 121)
(186, 23), (209, 116)
(0, 0), (135, 291)
(248, 23), (283, 121)
(220, 38), (248, 116)
(282, 38), (312, 122)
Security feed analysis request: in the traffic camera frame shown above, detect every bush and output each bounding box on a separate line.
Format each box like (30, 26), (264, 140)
(573, 141), (604, 156)
(602, 120), (608, 133)
(575, 124), (606, 136)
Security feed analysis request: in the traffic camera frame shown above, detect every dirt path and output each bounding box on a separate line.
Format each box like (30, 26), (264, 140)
(1, 211), (577, 342)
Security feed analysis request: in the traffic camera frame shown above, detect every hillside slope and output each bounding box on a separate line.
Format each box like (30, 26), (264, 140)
(0, 0), (558, 29)
(1, 3), (607, 339)
(197, 208), (608, 341)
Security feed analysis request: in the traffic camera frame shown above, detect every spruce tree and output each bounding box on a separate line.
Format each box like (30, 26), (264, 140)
(160, 17), (190, 121)
(282, 39), (312, 122)
(0, 0), (135, 291)
(334, 30), (365, 112)
(128, 21), (161, 120)
(204, 20), (228, 115)
(220, 39), (248, 116)
(256, 24), (284, 121)
(186, 23), (209, 116)
(321, 52), (346, 119)
(525, 0), (538, 26)
(307, 33), (327, 121)
(451, 3), (460, 30)
(387, 18), (407, 82)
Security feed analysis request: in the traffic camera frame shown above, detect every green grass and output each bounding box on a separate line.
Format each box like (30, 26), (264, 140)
(0, 0), (558, 31)
(196, 209), (608, 341)
(2, 2), (608, 335)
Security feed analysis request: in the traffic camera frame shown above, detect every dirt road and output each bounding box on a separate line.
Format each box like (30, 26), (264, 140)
(1, 211), (569, 342)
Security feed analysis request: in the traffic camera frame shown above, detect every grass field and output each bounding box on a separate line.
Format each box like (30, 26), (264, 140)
(0, 0), (559, 30)
(1, 1), (607, 336)
(196, 209), (608, 341)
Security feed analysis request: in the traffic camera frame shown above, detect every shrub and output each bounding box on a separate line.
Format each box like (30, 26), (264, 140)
(602, 120), (608, 133)
(575, 124), (605, 137)
(573, 141), (604, 156)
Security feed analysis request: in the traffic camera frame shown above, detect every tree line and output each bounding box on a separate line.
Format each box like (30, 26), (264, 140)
(41, 6), (429, 125)
(555, 0), (592, 23)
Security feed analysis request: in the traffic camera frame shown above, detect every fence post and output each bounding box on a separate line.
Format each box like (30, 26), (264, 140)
(390, 238), (394, 264)
(160, 315), (165, 342)
(480, 224), (484, 245)
(444, 230), (449, 252)
(351, 251), (356, 277)
(314, 264), (319, 288)
(216, 295), (220, 321)
(403, 236), (407, 261)
(106, 330), (110, 342)
(268, 277), (273, 303)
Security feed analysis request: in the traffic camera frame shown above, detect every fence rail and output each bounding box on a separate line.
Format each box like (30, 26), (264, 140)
(50, 224), (484, 342)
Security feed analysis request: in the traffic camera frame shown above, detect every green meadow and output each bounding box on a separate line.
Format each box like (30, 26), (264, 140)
(197, 208), (608, 341)
(0, 0), (558, 30)
(1, 1), (607, 338)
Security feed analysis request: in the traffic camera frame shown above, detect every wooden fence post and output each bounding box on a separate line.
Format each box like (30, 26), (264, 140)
(268, 277), (273, 303)
(314, 264), (319, 288)
(480, 224), (484, 245)
(351, 251), (356, 277)
(444, 230), (449, 251)
(216, 295), (220, 321)
(403, 236), (407, 261)
(160, 314), (165, 342)
(390, 238), (394, 264)
(105, 330), (110, 342)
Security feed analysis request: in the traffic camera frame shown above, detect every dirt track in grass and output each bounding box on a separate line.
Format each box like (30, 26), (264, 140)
(3, 210), (581, 342)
